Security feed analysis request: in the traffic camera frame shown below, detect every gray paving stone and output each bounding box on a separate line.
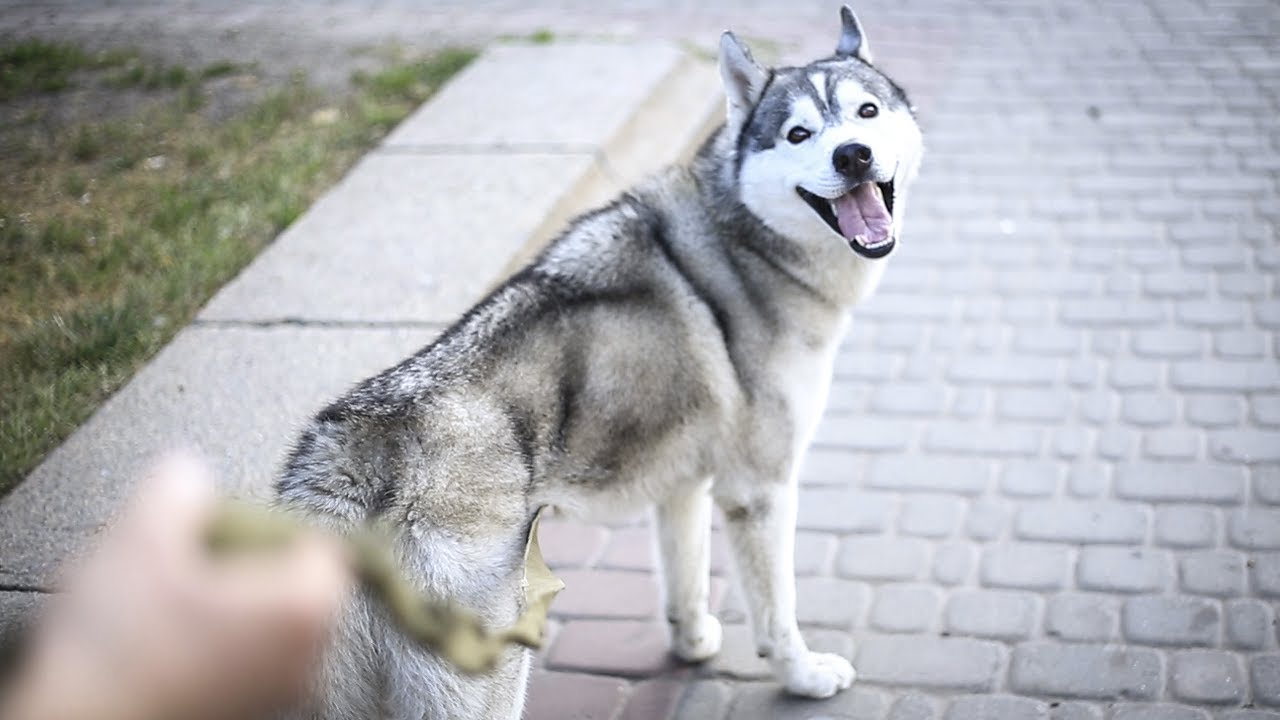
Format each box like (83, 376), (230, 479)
(1186, 395), (1245, 428)
(1114, 463), (1246, 504)
(1254, 654), (1280, 707)
(1014, 328), (1082, 356)
(726, 682), (887, 720)
(1179, 551), (1247, 597)
(1155, 506), (1219, 549)
(1048, 702), (1102, 720)
(855, 634), (1004, 691)
(1070, 361), (1105, 390)
(888, 693), (938, 720)
(1097, 428), (1137, 460)
(1143, 429), (1202, 461)
(933, 542), (977, 586)
(793, 532), (837, 577)
(837, 537), (930, 582)
(923, 423), (1042, 457)
(1258, 467), (1280, 505)
(1060, 300), (1164, 327)
(1142, 429), (1202, 461)
(1211, 430), (1280, 463)
(1122, 595), (1221, 647)
(949, 387), (989, 418)
(966, 500), (1010, 541)
(1000, 461), (1060, 497)
(1122, 393), (1178, 426)
(797, 489), (897, 534)
(997, 389), (1072, 423)
(1067, 463), (1110, 498)
(944, 590), (1037, 641)
(813, 416), (914, 452)
(899, 495), (964, 538)
(1142, 275), (1209, 300)
(1171, 362), (1280, 392)
(981, 544), (1071, 591)
(1178, 300), (1247, 328)
(1110, 359), (1162, 391)
(524, 670), (628, 720)
(1224, 598), (1274, 650)
(871, 383), (946, 416)
(1111, 705), (1210, 720)
(1013, 501), (1148, 545)
(1077, 548), (1171, 594)
(1009, 642), (1162, 700)
(1253, 396), (1280, 426)
(947, 357), (1060, 386)
(1215, 330), (1266, 359)
(1252, 554), (1280, 598)
(797, 449), (863, 487)
(546, 620), (675, 677)
(672, 681), (731, 720)
(1046, 594), (1118, 643)
(866, 457), (991, 496)
(795, 577), (871, 629)
(869, 583), (943, 634)
(1228, 509), (1280, 549)
(943, 695), (1047, 720)
(1221, 711), (1280, 720)
(1077, 391), (1114, 423)
(1170, 650), (1248, 704)
(1049, 428), (1087, 460)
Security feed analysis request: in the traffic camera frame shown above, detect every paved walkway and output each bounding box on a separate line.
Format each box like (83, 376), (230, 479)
(3, 1), (1279, 718)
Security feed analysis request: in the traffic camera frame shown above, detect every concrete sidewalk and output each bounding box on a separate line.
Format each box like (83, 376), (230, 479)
(4, 1), (1280, 718)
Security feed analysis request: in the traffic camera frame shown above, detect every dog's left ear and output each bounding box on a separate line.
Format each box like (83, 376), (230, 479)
(719, 32), (767, 129)
(835, 5), (873, 63)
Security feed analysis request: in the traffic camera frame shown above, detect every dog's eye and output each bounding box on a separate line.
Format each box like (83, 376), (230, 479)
(786, 126), (811, 144)
(858, 103), (879, 119)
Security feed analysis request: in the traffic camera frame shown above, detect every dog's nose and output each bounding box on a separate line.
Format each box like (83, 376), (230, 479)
(832, 142), (873, 178)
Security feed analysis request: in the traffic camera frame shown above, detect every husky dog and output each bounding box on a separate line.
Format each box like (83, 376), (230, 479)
(276, 6), (923, 718)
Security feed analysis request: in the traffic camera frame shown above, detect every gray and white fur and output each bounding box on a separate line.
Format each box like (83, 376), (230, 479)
(276, 7), (923, 718)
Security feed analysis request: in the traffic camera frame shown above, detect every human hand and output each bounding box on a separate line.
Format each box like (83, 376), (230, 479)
(2, 454), (351, 720)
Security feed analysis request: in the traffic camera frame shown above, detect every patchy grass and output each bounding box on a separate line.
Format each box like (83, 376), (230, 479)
(0, 41), (477, 496)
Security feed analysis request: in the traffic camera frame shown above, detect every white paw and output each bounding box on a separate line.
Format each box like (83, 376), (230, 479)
(669, 613), (722, 662)
(782, 651), (856, 699)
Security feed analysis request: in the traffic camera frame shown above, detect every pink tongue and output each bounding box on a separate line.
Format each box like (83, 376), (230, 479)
(833, 183), (892, 245)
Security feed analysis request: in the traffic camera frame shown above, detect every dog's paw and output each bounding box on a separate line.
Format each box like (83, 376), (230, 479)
(670, 613), (722, 663)
(782, 651), (856, 699)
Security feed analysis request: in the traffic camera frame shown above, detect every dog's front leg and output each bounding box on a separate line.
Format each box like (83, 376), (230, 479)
(716, 482), (855, 698)
(656, 480), (723, 662)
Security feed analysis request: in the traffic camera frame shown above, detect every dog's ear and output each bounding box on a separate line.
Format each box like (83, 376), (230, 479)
(718, 32), (767, 128)
(835, 5), (873, 63)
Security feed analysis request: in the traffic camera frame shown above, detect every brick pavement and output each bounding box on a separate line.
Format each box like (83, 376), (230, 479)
(2, 0), (1276, 716)
(525, 0), (1280, 717)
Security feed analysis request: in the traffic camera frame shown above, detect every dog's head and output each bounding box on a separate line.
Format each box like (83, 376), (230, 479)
(720, 6), (923, 260)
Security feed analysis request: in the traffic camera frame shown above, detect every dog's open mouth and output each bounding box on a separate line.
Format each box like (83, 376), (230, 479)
(796, 181), (895, 259)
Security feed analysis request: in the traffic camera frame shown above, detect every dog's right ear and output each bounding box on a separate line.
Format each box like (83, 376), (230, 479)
(719, 32), (767, 129)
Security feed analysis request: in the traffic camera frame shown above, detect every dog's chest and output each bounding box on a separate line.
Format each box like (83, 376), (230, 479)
(769, 325), (845, 458)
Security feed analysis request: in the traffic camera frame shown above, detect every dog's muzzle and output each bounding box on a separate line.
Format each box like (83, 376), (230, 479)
(796, 181), (896, 259)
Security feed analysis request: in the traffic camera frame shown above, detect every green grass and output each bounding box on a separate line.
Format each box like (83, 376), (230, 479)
(0, 41), (477, 496)
(0, 40), (144, 100)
